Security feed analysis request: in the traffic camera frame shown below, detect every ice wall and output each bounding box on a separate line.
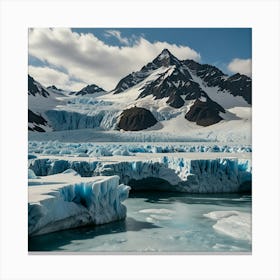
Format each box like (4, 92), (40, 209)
(28, 175), (130, 236)
(45, 110), (119, 131)
(29, 156), (251, 193)
(94, 157), (251, 193)
(29, 158), (99, 177)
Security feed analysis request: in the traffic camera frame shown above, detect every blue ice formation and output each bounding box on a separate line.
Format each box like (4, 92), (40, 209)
(29, 158), (99, 177)
(94, 157), (251, 193)
(28, 169), (37, 179)
(45, 109), (119, 131)
(28, 175), (130, 236)
(28, 141), (252, 157)
(29, 156), (251, 193)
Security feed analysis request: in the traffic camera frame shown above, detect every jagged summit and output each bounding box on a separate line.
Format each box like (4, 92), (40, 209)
(152, 48), (181, 67)
(113, 48), (191, 96)
(75, 84), (105, 96)
(47, 85), (63, 91)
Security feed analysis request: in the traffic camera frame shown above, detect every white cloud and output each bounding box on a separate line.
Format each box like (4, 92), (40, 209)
(28, 65), (86, 91)
(28, 28), (201, 90)
(104, 30), (130, 45)
(228, 58), (252, 77)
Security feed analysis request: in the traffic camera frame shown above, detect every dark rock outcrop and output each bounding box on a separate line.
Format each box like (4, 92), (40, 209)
(167, 93), (185, 108)
(185, 98), (225, 126)
(28, 109), (48, 132)
(28, 109), (48, 126)
(118, 107), (157, 131)
(47, 85), (62, 91)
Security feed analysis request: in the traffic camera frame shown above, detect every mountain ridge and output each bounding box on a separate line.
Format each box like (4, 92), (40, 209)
(28, 48), (251, 136)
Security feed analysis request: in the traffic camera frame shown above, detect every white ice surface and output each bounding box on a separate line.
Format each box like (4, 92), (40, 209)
(139, 208), (175, 214)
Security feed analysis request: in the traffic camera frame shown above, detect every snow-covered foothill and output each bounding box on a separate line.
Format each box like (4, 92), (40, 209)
(204, 211), (251, 241)
(28, 172), (130, 236)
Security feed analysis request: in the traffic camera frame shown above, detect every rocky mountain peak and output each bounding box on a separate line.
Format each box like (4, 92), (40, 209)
(28, 75), (50, 97)
(153, 48), (180, 67)
(75, 84), (105, 96)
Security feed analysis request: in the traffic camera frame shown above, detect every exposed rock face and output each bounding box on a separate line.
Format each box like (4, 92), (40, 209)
(184, 60), (252, 104)
(185, 98), (225, 126)
(47, 85), (62, 91)
(118, 107), (157, 131)
(222, 73), (252, 104)
(113, 49), (187, 95)
(137, 67), (198, 100)
(167, 93), (185, 108)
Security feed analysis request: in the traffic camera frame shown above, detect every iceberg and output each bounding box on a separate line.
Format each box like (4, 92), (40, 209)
(204, 211), (251, 242)
(28, 172), (130, 236)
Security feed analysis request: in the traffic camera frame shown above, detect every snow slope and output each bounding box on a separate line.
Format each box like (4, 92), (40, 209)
(28, 171), (130, 236)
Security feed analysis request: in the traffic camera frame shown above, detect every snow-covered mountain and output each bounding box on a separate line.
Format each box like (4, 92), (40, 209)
(69, 84), (106, 96)
(28, 75), (50, 98)
(28, 75), (55, 132)
(28, 49), (252, 142)
(47, 85), (68, 96)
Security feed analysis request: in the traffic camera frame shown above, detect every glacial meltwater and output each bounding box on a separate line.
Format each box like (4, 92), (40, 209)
(29, 192), (251, 253)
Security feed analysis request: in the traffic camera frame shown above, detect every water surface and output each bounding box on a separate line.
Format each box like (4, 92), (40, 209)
(29, 192), (251, 253)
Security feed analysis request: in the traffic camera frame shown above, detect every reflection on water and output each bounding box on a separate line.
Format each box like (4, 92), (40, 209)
(29, 192), (252, 253)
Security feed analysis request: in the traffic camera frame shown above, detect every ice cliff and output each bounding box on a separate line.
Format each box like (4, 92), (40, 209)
(29, 156), (251, 193)
(28, 173), (130, 236)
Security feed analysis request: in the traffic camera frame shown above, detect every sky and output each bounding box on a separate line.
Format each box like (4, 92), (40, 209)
(28, 28), (252, 91)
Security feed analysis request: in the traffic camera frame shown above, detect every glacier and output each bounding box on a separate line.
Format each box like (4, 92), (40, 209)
(29, 155), (251, 193)
(28, 141), (251, 157)
(28, 172), (130, 236)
